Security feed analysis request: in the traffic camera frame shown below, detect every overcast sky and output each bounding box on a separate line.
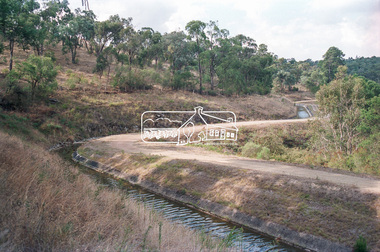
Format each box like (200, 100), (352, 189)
(67, 0), (380, 61)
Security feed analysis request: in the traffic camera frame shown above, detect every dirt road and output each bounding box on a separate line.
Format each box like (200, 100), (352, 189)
(90, 118), (380, 195)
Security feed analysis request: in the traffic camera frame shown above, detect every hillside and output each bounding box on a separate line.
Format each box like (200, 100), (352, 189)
(0, 44), (307, 144)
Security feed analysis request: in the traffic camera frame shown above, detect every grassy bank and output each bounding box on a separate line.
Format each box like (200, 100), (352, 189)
(196, 123), (379, 176)
(0, 130), (231, 251)
(77, 145), (380, 251)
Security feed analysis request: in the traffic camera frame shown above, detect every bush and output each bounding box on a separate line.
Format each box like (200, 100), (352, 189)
(0, 70), (28, 110)
(241, 142), (262, 158)
(168, 71), (194, 91)
(112, 66), (151, 92)
(257, 147), (271, 160)
(16, 55), (58, 103)
(206, 89), (218, 96)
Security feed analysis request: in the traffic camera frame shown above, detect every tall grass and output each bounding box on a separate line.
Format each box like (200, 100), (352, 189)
(0, 131), (224, 251)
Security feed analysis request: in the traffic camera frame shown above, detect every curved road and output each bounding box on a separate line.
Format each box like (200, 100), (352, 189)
(88, 118), (380, 195)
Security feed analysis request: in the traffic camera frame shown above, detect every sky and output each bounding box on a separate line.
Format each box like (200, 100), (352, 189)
(67, 0), (380, 61)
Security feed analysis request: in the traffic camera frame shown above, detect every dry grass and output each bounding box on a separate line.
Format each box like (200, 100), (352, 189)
(151, 160), (380, 250)
(0, 131), (229, 251)
(80, 147), (380, 251)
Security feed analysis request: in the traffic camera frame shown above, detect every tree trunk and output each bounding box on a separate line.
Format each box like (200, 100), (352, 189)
(210, 64), (214, 90)
(71, 45), (77, 64)
(9, 39), (14, 71)
(198, 57), (202, 94)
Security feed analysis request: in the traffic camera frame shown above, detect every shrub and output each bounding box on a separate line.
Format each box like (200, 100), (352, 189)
(0, 70), (28, 109)
(112, 67), (151, 92)
(16, 55), (58, 103)
(241, 142), (262, 158)
(257, 147), (271, 160)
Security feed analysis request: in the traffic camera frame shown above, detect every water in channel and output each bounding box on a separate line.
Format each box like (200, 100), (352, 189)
(296, 105), (310, 119)
(82, 167), (304, 252)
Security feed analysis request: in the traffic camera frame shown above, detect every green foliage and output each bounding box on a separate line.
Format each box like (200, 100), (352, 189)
(169, 70), (194, 91)
(353, 236), (368, 252)
(301, 68), (327, 93)
(93, 52), (109, 79)
(0, 70), (28, 109)
(357, 96), (380, 173)
(111, 66), (151, 91)
(93, 14), (130, 56)
(60, 9), (96, 64)
(16, 55), (58, 102)
(0, 42), (4, 54)
(65, 72), (88, 89)
(346, 56), (380, 83)
(0, 0), (40, 70)
(316, 66), (365, 155)
(257, 147), (271, 160)
(320, 46), (345, 83)
(241, 142), (272, 160)
(241, 142), (262, 158)
(359, 96), (380, 135)
(360, 78), (380, 100)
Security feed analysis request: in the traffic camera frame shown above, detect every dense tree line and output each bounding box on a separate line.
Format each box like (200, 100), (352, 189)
(345, 56), (380, 83)
(0, 0), (379, 97)
(0, 0), (278, 95)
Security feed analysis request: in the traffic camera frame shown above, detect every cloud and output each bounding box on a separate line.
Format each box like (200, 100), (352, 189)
(66, 0), (379, 60)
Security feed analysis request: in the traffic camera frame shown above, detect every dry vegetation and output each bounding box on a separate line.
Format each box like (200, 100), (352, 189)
(0, 130), (232, 251)
(0, 44), (300, 145)
(78, 146), (380, 251)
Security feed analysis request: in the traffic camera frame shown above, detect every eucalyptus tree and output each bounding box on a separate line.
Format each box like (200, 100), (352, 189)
(0, 0), (40, 70)
(185, 20), (206, 94)
(162, 31), (194, 90)
(137, 28), (164, 69)
(150, 31), (163, 69)
(93, 15), (131, 57)
(316, 66), (366, 155)
(163, 31), (193, 74)
(59, 9), (95, 64)
(114, 23), (134, 66)
(137, 27), (155, 67)
(203, 21), (229, 90)
(320, 46), (345, 83)
(216, 34), (274, 95)
(123, 28), (142, 69)
(27, 0), (71, 56)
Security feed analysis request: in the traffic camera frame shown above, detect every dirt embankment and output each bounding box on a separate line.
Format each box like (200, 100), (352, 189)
(76, 128), (380, 251)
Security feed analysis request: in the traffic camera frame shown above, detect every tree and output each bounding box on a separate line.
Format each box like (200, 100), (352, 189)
(316, 66), (365, 155)
(28, 0), (72, 56)
(345, 56), (380, 84)
(186, 20), (206, 94)
(320, 46), (345, 83)
(203, 20), (229, 90)
(303, 68), (327, 93)
(162, 31), (194, 90)
(16, 55), (57, 102)
(93, 15), (131, 57)
(163, 31), (193, 73)
(150, 31), (163, 69)
(0, 0), (40, 70)
(59, 9), (95, 64)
